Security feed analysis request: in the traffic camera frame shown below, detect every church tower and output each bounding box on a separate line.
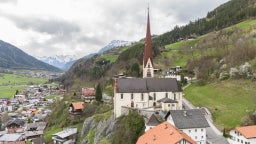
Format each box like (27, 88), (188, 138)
(143, 7), (154, 78)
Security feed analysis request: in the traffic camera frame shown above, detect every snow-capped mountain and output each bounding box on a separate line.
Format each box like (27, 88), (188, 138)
(98, 40), (132, 54)
(37, 55), (78, 71)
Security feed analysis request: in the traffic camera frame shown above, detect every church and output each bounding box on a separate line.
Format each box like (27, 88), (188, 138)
(113, 8), (183, 118)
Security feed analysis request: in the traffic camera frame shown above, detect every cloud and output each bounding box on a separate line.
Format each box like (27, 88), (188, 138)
(0, 0), (230, 58)
(0, 0), (17, 4)
(2, 14), (80, 36)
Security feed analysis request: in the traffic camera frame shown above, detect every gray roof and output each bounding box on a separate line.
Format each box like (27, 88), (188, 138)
(168, 109), (209, 129)
(116, 78), (182, 93)
(0, 133), (24, 141)
(26, 122), (47, 131)
(53, 128), (77, 138)
(157, 97), (178, 103)
(6, 119), (25, 127)
(146, 114), (161, 126)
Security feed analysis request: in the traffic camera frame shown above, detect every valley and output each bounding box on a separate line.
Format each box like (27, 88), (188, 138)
(0, 0), (256, 143)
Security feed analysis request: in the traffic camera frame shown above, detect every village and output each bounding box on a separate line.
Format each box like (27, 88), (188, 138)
(1, 4), (256, 144)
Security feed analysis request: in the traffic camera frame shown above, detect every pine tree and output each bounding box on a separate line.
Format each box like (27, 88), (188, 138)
(95, 83), (102, 102)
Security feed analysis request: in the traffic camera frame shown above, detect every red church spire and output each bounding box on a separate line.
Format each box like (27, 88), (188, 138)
(143, 7), (153, 67)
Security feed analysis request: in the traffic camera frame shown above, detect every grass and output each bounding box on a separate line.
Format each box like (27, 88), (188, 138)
(0, 73), (47, 85)
(0, 73), (48, 98)
(44, 126), (62, 143)
(45, 94), (63, 100)
(99, 54), (118, 63)
(165, 39), (198, 50)
(184, 80), (256, 129)
(0, 85), (27, 98)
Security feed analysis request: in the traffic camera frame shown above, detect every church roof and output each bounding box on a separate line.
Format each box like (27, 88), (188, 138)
(143, 9), (153, 67)
(116, 78), (182, 93)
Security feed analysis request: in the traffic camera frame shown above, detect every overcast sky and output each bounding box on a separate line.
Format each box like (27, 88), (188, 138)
(0, 0), (229, 58)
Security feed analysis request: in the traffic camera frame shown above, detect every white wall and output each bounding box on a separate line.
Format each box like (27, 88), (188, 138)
(182, 128), (207, 144)
(143, 59), (154, 78)
(114, 91), (183, 118)
(229, 129), (256, 144)
(167, 115), (207, 144)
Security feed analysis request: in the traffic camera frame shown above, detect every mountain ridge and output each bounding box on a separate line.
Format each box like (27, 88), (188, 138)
(0, 40), (61, 72)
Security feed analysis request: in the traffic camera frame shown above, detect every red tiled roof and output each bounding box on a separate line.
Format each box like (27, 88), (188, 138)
(82, 88), (95, 96)
(71, 102), (84, 110)
(137, 122), (195, 144)
(236, 125), (256, 138)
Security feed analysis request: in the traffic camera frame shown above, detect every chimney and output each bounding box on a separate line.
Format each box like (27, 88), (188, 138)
(153, 135), (156, 141)
(170, 130), (173, 135)
(183, 111), (187, 117)
(164, 124), (168, 129)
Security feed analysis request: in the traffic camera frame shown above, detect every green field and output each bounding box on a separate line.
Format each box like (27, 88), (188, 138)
(0, 73), (48, 98)
(184, 80), (256, 129)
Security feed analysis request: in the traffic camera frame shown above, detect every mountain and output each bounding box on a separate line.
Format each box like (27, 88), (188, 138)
(98, 40), (132, 54)
(0, 40), (61, 72)
(61, 0), (256, 88)
(37, 55), (77, 71)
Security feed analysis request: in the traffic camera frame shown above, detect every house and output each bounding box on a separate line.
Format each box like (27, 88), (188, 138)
(114, 78), (183, 118)
(228, 125), (256, 144)
(137, 121), (195, 144)
(52, 127), (77, 144)
(25, 122), (47, 141)
(69, 102), (84, 115)
(165, 109), (210, 144)
(5, 119), (25, 133)
(0, 133), (25, 142)
(156, 97), (179, 111)
(13, 95), (26, 103)
(145, 114), (162, 131)
(81, 87), (95, 102)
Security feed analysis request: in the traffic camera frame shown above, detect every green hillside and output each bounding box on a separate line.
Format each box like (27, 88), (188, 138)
(0, 73), (48, 98)
(58, 0), (256, 132)
(184, 80), (256, 129)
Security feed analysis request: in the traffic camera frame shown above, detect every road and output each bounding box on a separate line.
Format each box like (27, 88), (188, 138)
(182, 84), (229, 144)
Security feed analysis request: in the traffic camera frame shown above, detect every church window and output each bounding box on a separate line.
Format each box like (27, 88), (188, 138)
(141, 93), (144, 101)
(131, 93), (133, 100)
(153, 93), (156, 101)
(147, 69), (151, 77)
(121, 93), (123, 99)
(174, 93), (176, 100)
(165, 92), (168, 98)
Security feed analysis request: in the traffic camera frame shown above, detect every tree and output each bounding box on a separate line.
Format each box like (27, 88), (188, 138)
(95, 83), (102, 102)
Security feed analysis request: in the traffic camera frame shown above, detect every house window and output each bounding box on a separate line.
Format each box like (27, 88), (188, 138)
(168, 104), (170, 107)
(165, 93), (168, 98)
(141, 93), (144, 101)
(153, 93), (156, 101)
(121, 93), (123, 99)
(201, 129), (203, 132)
(201, 136), (203, 139)
(174, 93), (176, 100)
(241, 140), (243, 143)
(147, 63), (150, 68)
(189, 130), (191, 133)
(131, 93), (133, 100)
(172, 104), (175, 107)
(195, 129), (197, 132)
